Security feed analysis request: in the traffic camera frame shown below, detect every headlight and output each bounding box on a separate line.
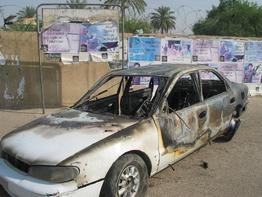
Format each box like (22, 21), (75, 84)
(28, 165), (80, 183)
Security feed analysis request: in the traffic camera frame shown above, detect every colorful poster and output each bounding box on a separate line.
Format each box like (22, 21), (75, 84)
(41, 23), (81, 53)
(161, 39), (192, 63)
(218, 63), (244, 83)
(244, 41), (262, 62)
(192, 40), (219, 63)
(219, 40), (244, 62)
(244, 63), (262, 83)
(128, 37), (161, 62)
(80, 21), (118, 52)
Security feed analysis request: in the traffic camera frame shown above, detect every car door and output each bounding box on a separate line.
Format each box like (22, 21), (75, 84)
(199, 70), (235, 137)
(158, 72), (209, 150)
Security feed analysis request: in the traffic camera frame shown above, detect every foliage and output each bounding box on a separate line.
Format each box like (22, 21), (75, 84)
(6, 23), (37, 32)
(65, 0), (87, 9)
(193, 0), (262, 37)
(16, 6), (36, 19)
(150, 6), (176, 34)
(123, 17), (153, 34)
(102, 0), (147, 14)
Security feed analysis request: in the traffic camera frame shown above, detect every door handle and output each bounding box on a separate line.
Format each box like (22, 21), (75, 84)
(230, 97), (235, 103)
(199, 111), (207, 119)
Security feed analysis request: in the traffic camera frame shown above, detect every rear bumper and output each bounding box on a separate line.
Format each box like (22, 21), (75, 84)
(0, 158), (103, 197)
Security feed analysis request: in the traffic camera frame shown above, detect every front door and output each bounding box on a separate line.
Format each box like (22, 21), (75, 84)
(158, 72), (209, 149)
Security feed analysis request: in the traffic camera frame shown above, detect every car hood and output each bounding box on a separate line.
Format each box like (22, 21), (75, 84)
(1, 109), (137, 165)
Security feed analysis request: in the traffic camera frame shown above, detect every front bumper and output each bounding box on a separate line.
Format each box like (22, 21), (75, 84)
(0, 158), (103, 197)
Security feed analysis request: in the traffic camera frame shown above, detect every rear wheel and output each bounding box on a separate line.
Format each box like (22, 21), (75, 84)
(213, 116), (240, 143)
(100, 154), (148, 197)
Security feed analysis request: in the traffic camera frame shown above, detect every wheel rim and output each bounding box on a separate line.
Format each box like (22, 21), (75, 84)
(117, 165), (140, 197)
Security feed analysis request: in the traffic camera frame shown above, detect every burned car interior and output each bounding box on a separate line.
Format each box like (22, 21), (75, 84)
(74, 75), (167, 118)
(74, 69), (228, 119)
(167, 70), (227, 112)
(167, 73), (200, 111)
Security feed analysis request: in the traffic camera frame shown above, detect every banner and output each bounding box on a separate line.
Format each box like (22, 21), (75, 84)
(80, 21), (118, 52)
(128, 37), (161, 62)
(42, 23), (81, 53)
(161, 39), (192, 63)
(243, 63), (262, 83)
(219, 40), (244, 62)
(218, 63), (244, 83)
(244, 41), (262, 62)
(192, 40), (219, 63)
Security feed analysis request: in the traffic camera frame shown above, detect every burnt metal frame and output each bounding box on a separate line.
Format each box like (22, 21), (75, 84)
(36, 3), (125, 114)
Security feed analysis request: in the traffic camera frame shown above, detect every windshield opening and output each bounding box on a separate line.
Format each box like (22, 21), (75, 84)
(73, 75), (167, 118)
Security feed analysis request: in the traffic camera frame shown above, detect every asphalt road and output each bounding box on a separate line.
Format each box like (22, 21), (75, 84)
(0, 97), (262, 197)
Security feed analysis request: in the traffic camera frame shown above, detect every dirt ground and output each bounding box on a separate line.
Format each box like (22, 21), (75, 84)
(0, 97), (262, 197)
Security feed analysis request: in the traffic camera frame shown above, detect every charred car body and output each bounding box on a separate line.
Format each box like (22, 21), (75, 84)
(0, 64), (248, 197)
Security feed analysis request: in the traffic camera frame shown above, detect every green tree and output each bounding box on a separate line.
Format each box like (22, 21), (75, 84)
(16, 6), (36, 19)
(150, 6), (176, 34)
(66, 0), (87, 9)
(123, 16), (153, 34)
(102, 0), (147, 14)
(193, 0), (262, 37)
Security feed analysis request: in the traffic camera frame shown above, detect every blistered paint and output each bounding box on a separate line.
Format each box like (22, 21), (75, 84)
(46, 111), (103, 125)
(1, 109), (136, 165)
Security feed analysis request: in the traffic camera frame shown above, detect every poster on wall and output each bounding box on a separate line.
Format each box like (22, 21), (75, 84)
(218, 63), (244, 83)
(128, 37), (161, 62)
(219, 40), (244, 62)
(41, 8), (120, 63)
(192, 40), (219, 63)
(128, 62), (157, 85)
(161, 38), (192, 63)
(80, 21), (119, 53)
(41, 23), (81, 53)
(244, 41), (262, 62)
(243, 63), (262, 83)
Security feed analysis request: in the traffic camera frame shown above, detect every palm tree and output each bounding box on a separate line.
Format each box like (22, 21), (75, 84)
(17, 6), (36, 19)
(66, 0), (87, 9)
(150, 6), (176, 34)
(102, 0), (147, 14)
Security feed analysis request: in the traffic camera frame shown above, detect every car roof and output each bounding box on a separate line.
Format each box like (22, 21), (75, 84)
(111, 64), (212, 78)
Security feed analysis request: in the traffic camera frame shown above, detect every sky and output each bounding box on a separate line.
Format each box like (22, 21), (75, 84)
(1, 0), (262, 34)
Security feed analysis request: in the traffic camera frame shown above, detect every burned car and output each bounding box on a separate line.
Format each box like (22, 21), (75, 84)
(0, 64), (248, 197)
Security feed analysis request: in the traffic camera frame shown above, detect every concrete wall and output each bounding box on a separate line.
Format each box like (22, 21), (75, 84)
(0, 31), (110, 108)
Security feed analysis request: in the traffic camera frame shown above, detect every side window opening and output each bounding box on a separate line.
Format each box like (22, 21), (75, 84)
(121, 76), (161, 117)
(74, 75), (167, 118)
(167, 73), (200, 111)
(200, 70), (227, 99)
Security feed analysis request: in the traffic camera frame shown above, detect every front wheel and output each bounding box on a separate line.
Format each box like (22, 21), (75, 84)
(100, 154), (148, 197)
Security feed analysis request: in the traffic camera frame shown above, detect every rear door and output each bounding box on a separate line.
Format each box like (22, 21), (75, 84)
(199, 70), (235, 137)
